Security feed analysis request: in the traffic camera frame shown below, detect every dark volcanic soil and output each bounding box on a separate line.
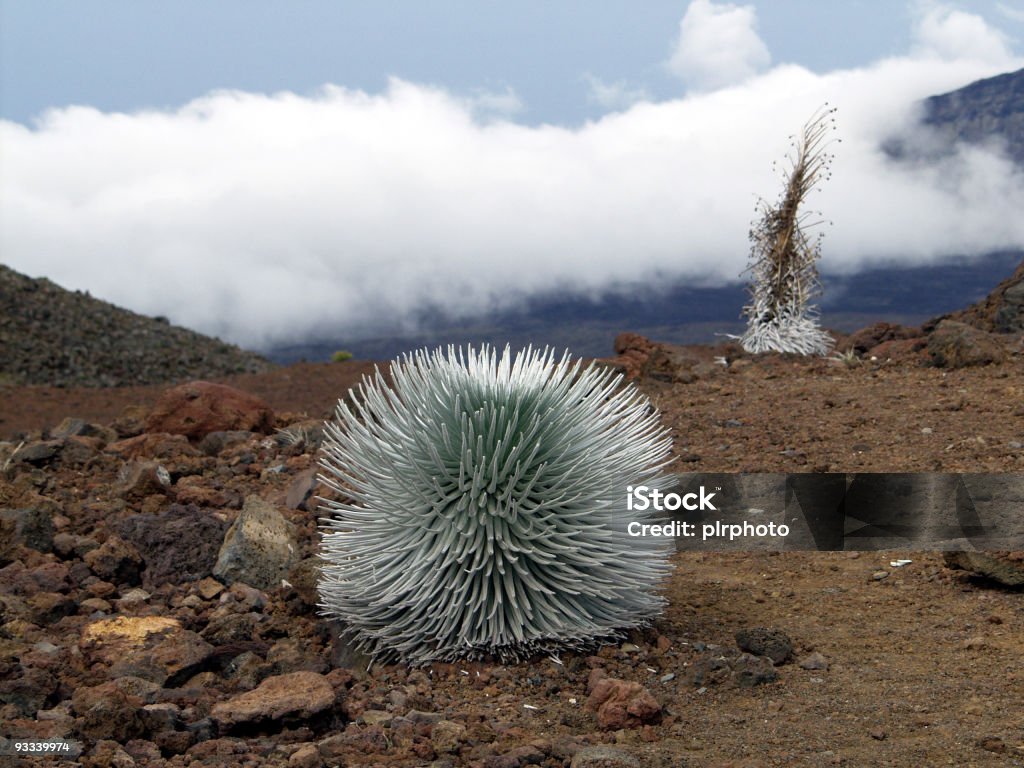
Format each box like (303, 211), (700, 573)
(1, 347), (1023, 767)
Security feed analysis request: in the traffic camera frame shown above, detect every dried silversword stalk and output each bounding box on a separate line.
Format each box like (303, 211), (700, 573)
(740, 105), (839, 355)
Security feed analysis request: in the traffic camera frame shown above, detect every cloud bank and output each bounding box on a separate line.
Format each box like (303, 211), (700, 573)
(667, 0), (771, 90)
(2, 3), (1023, 349)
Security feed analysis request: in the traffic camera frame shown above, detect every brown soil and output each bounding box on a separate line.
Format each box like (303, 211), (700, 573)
(1, 350), (1022, 767)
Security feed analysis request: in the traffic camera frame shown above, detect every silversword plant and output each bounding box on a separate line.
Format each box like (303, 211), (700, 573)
(318, 345), (674, 665)
(739, 106), (838, 355)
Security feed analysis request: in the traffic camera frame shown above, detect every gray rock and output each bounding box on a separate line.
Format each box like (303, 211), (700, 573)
(286, 467), (320, 511)
(117, 504), (228, 588)
(734, 627), (793, 665)
(213, 496), (299, 590)
(326, 620), (374, 671)
(570, 745), (642, 768)
(798, 652), (830, 671)
(11, 440), (62, 466)
(927, 320), (1006, 368)
(732, 653), (779, 687)
(944, 551), (1024, 587)
(0, 506), (54, 554)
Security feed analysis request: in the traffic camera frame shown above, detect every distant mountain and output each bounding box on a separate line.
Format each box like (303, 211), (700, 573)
(267, 250), (1024, 363)
(923, 66), (1024, 164)
(0, 264), (275, 387)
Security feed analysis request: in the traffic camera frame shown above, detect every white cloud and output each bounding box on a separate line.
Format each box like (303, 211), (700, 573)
(584, 74), (651, 110)
(667, 0), (771, 91)
(913, 3), (1016, 62)
(1, 17), (1023, 350)
(996, 2), (1024, 23)
(466, 86), (524, 118)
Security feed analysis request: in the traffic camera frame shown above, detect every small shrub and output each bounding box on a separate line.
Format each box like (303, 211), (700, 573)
(331, 350), (353, 363)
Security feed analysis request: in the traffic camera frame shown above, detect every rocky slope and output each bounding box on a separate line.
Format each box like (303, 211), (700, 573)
(934, 255), (1024, 334)
(923, 66), (1024, 164)
(0, 265), (274, 387)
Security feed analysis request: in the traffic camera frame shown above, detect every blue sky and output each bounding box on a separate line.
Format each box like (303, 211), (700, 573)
(2, 1), (1024, 347)
(2, 1), (1018, 125)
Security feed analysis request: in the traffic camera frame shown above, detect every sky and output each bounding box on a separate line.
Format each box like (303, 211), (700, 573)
(2, 1), (1024, 348)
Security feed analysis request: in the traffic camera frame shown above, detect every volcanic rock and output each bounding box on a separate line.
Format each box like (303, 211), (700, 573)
(83, 535), (144, 586)
(926, 320), (1006, 368)
(210, 670), (335, 728)
(0, 506), (54, 556)
(586, 669), (661, 730)
(117, 504), (229, 589)
(843, 322), (921, 355)
(943, 551), (1024, 587)
(145, 381), (275, 441)
(213, 495), (299, 590)
(939, 256), (1024, 333)
(734, 627), (794, 665)
(80, 616), (214, 685)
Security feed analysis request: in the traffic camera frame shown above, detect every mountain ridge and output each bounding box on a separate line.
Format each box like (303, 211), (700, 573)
(0, 264), (275, 387)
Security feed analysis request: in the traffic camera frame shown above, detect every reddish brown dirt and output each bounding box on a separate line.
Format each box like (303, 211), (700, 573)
(0, 361), (382, 441)
(1, 351), (1022, 767)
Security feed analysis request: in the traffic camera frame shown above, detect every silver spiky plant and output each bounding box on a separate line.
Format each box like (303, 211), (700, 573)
(317, 345), (674, 665)
(739, 106), (838, 356)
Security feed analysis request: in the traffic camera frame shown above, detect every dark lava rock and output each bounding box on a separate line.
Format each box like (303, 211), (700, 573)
(0, 666), (58, 716)
(115, 461), (172, 503)
(0, 506), (54, 555)
(117, 504), (228, 589)
(83, 535), (144, 586)
(927, 320), (1006, 368)
(735, 627), (794, 664)
(10, 440), (62, 466)
(732, 653), (780, 687)
(73, 683), (146, 742)
(944, 551), (1024, 587)
(843, 322), (921, 355)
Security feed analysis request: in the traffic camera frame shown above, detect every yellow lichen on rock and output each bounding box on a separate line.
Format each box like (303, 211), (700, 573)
(81, 615), (180, 646)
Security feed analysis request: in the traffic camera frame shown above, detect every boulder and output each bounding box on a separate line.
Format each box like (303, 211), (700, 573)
(927, 320), (1006, 368)
(843, 322), (921, 355)
(145, 381), (274, 440)
(944, 551), (1024, 587)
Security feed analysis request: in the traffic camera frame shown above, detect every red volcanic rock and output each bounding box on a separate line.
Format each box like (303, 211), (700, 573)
(843, 322), (921, 356)
(605, 333), (657, 380)
(145, 381), (274, 440)
(586, 669), (662, 730)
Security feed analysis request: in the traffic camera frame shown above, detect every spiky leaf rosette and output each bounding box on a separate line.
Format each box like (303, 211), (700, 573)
(317, 345), (674, 665)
